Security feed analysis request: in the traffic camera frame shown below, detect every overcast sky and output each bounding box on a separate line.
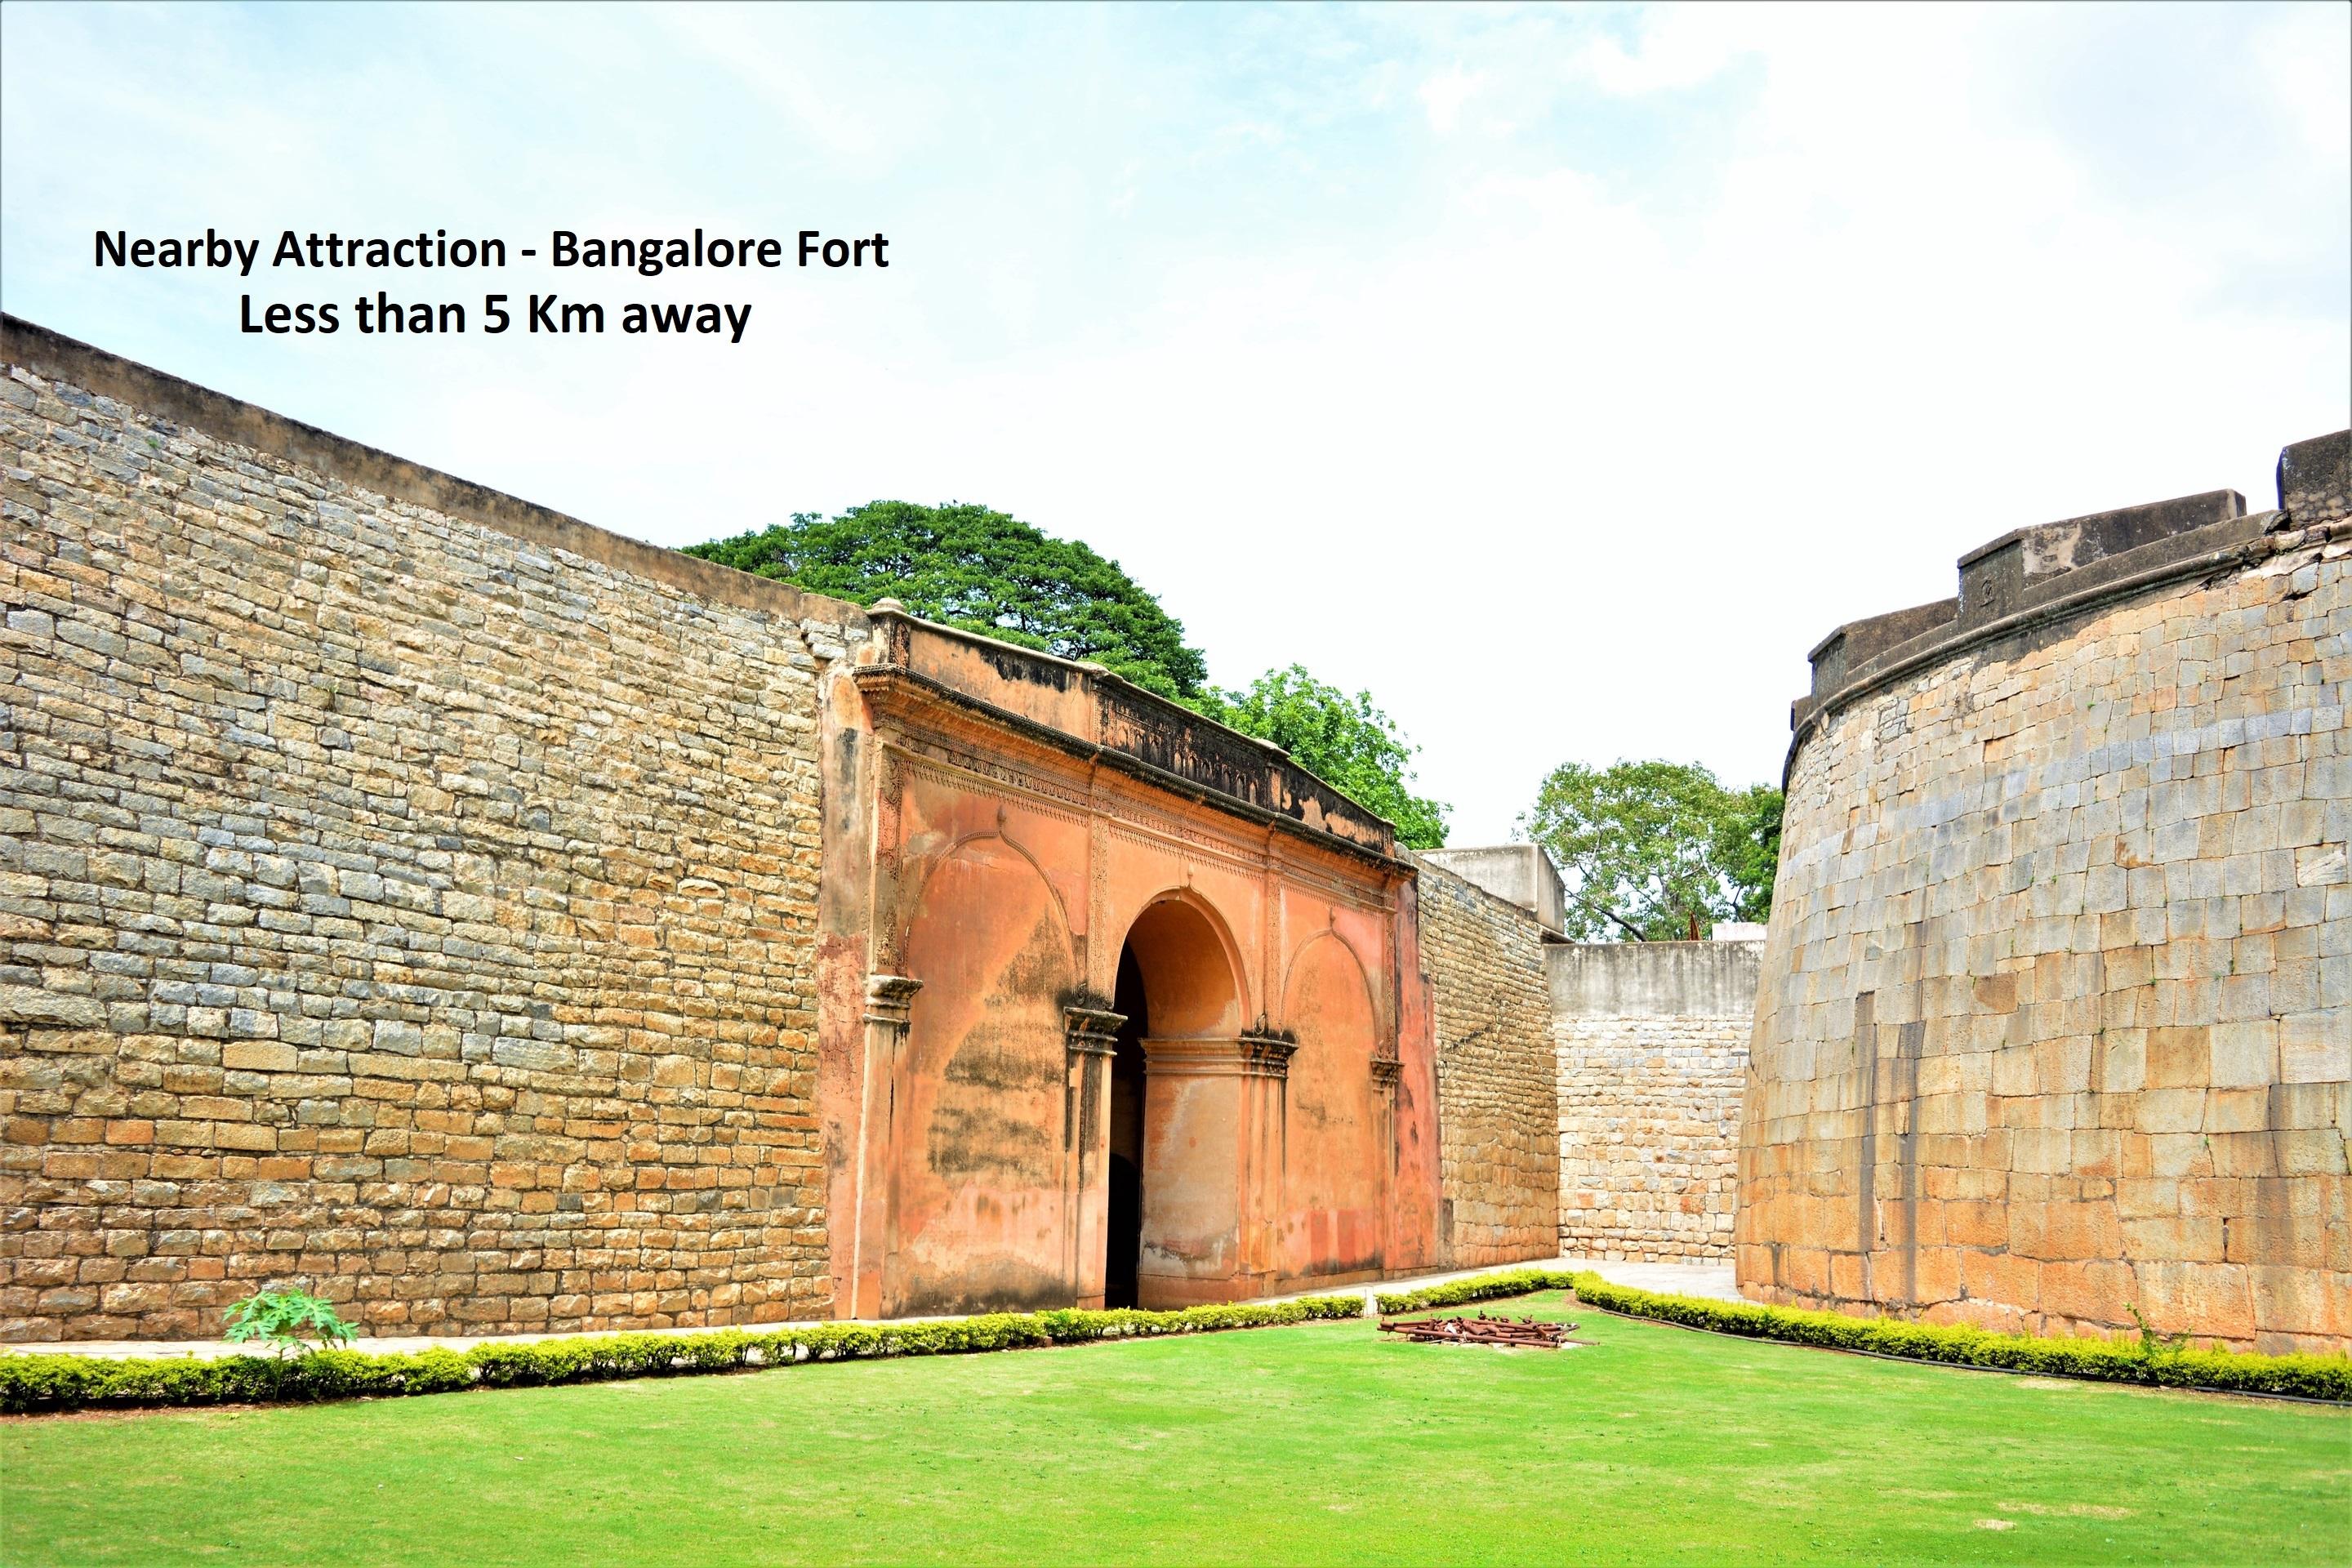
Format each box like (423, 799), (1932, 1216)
(4, 2), (2346, 843)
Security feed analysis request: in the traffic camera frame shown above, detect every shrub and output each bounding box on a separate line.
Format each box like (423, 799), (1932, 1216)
(0, 1294), (1366, 1415)
(1374, 1268), (1563, 1316)
(1376, 1267), (2350, 1403)
(222, 1288), (357, 1357)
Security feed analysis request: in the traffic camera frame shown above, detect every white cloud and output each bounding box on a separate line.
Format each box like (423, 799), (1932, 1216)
(1418, 65), (1485, 134)
(2251, 4), (2352, 166)
(1572, 2), (1754, 96)
(2, 2), (2343, 844)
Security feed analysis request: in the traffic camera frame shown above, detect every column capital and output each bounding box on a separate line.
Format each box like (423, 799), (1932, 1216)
(1369, 1054), (1403, 1089)
(1063, 1005), (1126, 1057)
(864, 974), (924, 1027)
(1237, 1031), (1298, 1079)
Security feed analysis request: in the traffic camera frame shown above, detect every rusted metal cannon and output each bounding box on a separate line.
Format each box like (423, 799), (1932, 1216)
(1377, 1312), (1584, 1348)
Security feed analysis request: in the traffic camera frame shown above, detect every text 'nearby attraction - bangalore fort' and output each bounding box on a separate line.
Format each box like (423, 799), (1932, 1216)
(2, 313), (2346, 1355)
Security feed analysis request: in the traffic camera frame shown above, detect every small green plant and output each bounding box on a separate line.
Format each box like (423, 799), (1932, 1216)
(222, 1289), (357, 1358)
(2127, 1303), (2189, 1358)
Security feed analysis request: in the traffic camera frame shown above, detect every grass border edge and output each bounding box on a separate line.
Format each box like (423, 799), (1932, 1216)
(1374, 1268), (2349, 1402)
(0, 1295), (1368, 1416)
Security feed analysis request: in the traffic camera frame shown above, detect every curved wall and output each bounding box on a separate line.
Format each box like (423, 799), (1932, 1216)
(1743, 431), (2351, 1354)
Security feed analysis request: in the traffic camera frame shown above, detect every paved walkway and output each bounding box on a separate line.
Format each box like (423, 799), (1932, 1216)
(5, 1254), (1739, 1361)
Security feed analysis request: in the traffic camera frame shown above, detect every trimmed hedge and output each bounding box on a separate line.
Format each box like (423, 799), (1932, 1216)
(1378, 1268), (2351, 1402)
(0, 1295), (1365, 1416)
(1375, 1268), (1565, 1316)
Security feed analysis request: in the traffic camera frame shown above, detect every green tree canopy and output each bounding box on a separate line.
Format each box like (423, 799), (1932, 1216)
(1518, 760), (1780, 941)
(685, 511), (1446, 847)
(1197, 665), (1450, 850)
(684, 501), (1209, 699)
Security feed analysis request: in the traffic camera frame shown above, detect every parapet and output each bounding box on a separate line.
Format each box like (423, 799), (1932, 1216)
(1789, 429), (2351, 759)
(858, 606), (1403, 862)
(2278, 429), (2350, 523)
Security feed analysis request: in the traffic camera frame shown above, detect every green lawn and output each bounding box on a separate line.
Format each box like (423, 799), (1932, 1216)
(3, 1292), (2344, 1566)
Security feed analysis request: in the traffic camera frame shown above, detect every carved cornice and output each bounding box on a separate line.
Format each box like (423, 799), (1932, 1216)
(894, 738), (1094, 823)
(853, 662), (1411, 880)
(876, 701), (1398, 904)
(1063, 1005), (1126, 1057)
(1138, 1034), (1297, 1080)
(1105, 815), (1267, 881)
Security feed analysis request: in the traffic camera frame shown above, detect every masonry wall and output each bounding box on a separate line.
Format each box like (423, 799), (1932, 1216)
(1552, 942), (1754, 1263)
(1744, 443), (2350, 1354)
(1415, 858), (1558, 1266)
(0, 321), (860, 1341)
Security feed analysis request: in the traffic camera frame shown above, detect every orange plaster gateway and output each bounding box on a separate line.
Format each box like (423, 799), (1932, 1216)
(817, 607), (1442, 1316)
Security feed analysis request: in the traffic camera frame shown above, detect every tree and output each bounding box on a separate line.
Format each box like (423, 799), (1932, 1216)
(684, 501), (1209, 699)
(1196, 665), (1450, 849)
(1518, 760), (1781, 941)
(687, 511), (1446, 847)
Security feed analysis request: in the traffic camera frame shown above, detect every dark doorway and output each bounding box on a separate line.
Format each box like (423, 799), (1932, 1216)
(1105, 945), (1148, 1309)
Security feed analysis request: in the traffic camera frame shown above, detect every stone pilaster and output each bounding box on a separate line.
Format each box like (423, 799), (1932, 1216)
(1062, 1005), (1125, 1307)
(1233, 1030), (1296, 1294)
(851, 974), (923, 1318)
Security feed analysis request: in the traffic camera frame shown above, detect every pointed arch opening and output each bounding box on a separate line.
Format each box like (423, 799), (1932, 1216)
(886, 831), (1076, 1316)
(1282, 930), (1385, 1281)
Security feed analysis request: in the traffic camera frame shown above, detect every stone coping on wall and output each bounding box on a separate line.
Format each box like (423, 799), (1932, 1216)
(1419, 844), (1566, 932)
(1788, 426), (2352, 783)
(2, 311), (1403, 866)
(1410, 849), (1565, 935)
(1547, 940), (1763, 1018)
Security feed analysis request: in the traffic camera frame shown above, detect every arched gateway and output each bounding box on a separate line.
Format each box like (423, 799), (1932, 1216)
(829, 608), (1438, 1318)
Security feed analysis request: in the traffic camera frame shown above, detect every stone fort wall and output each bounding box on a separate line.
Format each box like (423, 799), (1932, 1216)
(1414, 857), (1559, 1266)
(0, 318), (861, 1341)
(1552, 942), (1754, 1263)
(1744, 431), (2351, 1353)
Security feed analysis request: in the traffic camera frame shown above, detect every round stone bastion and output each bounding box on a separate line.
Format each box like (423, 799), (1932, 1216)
(1740, 430), (2350, 1355)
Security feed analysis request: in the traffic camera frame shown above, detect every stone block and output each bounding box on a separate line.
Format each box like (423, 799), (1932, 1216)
(2278, 1013), (2349, 1085)
(222, 1041), (297, 1073)
(2145, 1026), (2209, 1089)
(2209, 1020), (2278, 1088)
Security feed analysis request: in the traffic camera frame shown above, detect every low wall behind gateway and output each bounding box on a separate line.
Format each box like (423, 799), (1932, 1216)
(1, 318), (857, 1341)
(1552, 942), (1756, 1263)
(1414, 858), (1560, 1266)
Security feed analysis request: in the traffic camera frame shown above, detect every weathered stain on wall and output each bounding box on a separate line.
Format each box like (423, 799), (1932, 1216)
(1414, 857), (1558, 1266)
(1552, 942), (1755, 1263)
(1745, 430), (2352, 1354)
(0, 317), (856, 1341)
